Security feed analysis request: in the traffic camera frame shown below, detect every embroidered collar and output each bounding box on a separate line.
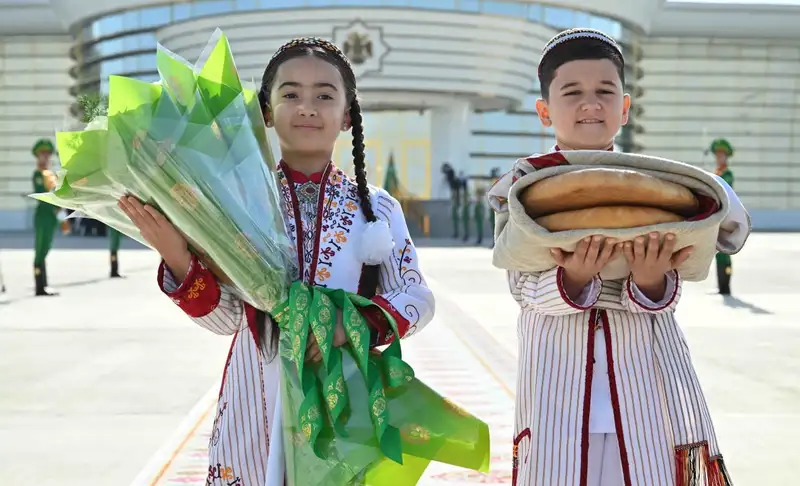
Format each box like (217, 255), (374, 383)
(280, 160), (332, 184)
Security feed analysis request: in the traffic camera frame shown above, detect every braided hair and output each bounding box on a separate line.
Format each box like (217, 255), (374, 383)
(255, 37), (381, 357)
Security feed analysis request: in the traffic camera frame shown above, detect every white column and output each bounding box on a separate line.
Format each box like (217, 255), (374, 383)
(429, 100), (472, 199)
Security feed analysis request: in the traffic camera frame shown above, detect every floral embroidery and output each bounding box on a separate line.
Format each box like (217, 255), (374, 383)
(334, 231), (347, 243)
(187, 277), (206, 299)
(345, 201), (357, 212)
(317, 267), (331, 281)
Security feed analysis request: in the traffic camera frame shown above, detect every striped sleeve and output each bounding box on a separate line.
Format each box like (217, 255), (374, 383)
(621, 270), (681, 314)
(509, 266), (601, 316)
(158, 255), (246, 335)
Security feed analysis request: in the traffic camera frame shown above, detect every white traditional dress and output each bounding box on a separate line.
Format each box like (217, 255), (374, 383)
(488, 148), (738, 486)
(158, 162), (435, 486)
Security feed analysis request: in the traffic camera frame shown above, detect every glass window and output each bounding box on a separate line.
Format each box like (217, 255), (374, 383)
(589, 16), (622, 39)
(265, 0), (303, 7)
(458, 0), (480, 12)
(193, 1), (231, 17)
(380, 0), (410, 6)
(574, 11), (591, 28)
(140, 6), (170, 28)
(544, 7), (574, 29)
(527, 4), (542, 22)
(410, 0), (455, 9)
(173, 3), (192, 21)
(93, 14), (123, 38)
(483, 1), (527, 17)
(235, 0), (257, 10)
(121, 11), (139, 31)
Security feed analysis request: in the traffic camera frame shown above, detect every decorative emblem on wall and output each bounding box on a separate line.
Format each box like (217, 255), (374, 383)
(333, 19), (390, 79)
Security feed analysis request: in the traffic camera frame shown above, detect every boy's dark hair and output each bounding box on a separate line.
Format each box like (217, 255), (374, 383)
(256, 37), (380, 359)
(538, 28), (625, 100)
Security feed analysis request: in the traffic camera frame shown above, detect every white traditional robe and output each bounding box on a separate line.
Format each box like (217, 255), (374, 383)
(159, 162), (435, 486)
(491, 150), (738, 486)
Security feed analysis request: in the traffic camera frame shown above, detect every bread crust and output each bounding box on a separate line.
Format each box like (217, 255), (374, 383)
(521, 168), (699, 218)
(534, 205), (685, 231)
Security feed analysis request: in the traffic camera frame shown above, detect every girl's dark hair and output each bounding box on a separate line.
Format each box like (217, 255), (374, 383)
(255, 37), (381, 359)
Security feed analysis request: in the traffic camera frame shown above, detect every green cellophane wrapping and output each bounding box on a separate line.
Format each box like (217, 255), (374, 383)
(29, 29), (296, 311)
(273, 282), (491, 485)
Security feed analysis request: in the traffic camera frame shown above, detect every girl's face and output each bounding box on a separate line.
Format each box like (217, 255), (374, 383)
(536, 59), (630, 150)
(268, 56), (351, 158)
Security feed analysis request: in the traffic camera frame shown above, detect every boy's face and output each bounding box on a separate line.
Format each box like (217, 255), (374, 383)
(715, 150), (729, 165)
(535, 59), (630, 150)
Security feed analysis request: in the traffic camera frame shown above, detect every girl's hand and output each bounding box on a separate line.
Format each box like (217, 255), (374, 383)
(118, 196), (191, 280)
(623, 232), (693, 300)
(551, 236), (618, 299)
(306, 310), (348, 364)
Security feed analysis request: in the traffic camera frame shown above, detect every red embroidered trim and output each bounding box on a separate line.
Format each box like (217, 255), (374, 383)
(626, 270), (680, 311)
(372, 295), (410, 342)
(511, 428), (531, 486)
(579, 310), (597, 486)
(555, 267), (598, 310)
(158, 255), (221, 318)
(525, 151), (570, 170)
(602, 311), (634, 486)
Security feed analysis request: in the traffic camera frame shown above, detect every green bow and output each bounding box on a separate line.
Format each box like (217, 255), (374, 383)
(272, 281), (415, 465)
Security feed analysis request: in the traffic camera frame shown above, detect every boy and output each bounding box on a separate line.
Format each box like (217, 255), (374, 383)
(488, 29), (733, 486)
(710, 138), (735, 294)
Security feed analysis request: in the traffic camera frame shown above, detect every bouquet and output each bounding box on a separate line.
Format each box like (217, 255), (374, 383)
(30, 29), (491, 484)
(30, 29), (296, 311)
(273, 282), (490, 485)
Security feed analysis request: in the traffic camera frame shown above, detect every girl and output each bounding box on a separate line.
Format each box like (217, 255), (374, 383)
(119, 37), (435, 486)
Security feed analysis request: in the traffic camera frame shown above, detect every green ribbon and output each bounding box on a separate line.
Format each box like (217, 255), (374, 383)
(273, 281), (415, 465)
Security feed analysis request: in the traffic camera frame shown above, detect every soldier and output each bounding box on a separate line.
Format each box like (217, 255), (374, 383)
(108, 227), (123, 278)
(710, 138), (735, 295)
(474, 185), (486, 246)
(460, 176), (471, 242)
(31, 139), (59, 296)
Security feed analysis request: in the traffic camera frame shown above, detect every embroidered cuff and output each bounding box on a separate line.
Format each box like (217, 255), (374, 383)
(157, 255), (221, 318)
(556, 267), (602, 310)
(359, 296), (410, 346)
(627, 270), (679, 311)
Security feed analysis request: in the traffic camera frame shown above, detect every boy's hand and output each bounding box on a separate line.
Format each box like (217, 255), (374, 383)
(623, 232), (693, 300)
(551, 236), (617, 299)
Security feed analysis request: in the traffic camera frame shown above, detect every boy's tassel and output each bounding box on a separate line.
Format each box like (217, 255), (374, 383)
(706, 452), (734, 486)
(675, 443), (705, 486)
(676, 442), (734, 486)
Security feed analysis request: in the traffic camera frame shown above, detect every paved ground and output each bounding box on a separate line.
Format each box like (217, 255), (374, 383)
(0, 231), (798, 485)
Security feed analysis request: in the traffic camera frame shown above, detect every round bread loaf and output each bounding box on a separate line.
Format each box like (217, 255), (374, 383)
(535, 205), (685, 232)
(521, 168), (699, 217)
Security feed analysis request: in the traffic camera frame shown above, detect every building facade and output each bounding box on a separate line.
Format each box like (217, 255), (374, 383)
(0, 0), (798, 231)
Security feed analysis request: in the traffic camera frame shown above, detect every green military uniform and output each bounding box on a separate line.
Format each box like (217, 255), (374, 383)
(32, 139), (59, 296)
(109, 226), (122, 278)
(474, 188), (486, 246)
(451, 188), (461, 239)
(710, 138), (734, 295)
(461, 187), (471, 242)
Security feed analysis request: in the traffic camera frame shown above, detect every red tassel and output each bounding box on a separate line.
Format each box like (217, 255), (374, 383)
(675, 448), (688, 486)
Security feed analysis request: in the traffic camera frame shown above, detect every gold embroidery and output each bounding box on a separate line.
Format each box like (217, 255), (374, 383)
(302, 423), (312, 440)
(170, 182), (199, 210)
(334, 231), (347, 243)
(327, 393), (338, 409)
(317, 267), (331, 281)
(372, 396), (386, 416)
(186, 277), (206, 299)
(401, 424), (431, 444)
(345, 201), (357, 212)
(319, 307), (331, 324)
